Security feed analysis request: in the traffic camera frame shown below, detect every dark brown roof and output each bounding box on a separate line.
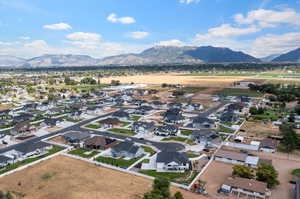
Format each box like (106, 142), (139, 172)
(84, 136), (116, 147)
(260, 138), (278, 149)
(224, 177), (268, 194)
(99, 118), (122, 125)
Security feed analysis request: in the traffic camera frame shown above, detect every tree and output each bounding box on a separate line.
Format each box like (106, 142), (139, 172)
(232, 165), (254, 179)
(288, 113), (295, 123)
(111, 80), (120, 86)
(80, 77), (96, 85)
(256, 164), (279, 188)
(280, 124), (298, 152)
(143, 177), (184, 199)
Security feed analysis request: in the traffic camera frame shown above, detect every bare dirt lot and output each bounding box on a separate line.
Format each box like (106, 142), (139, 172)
(47, 135), (68, 145)
(240, 121), (280, 139)
(101, 74), (249, 87)
(199, 161), (234, 199)
(0, 155), (208, 199)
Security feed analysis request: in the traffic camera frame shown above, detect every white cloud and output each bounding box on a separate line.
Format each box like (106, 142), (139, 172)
(234, 8), (300, 27)
(156, 39), (184, 46)
(107, 13), (136, 24)
(250, 32), (300, 57)
(127, 31), (149, 39)
(66, 32), (102, 41)
(19, 36), (30, 40)
(201, 24), (260, 38)
(43, 22), (72, 30)
(179, 0), (200, 4)
(24, 40), (49, 49)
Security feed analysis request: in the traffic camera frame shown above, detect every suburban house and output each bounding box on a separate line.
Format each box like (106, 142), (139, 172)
(112, 110), (130, 120)
(150, 101), (165, 108)
(86, 106), (102, 115)
(164, 108), (184, 124)
(135, 106), (153, 115)
(168, 102), (183, 109)
(41, 118), (63, 128)
(155, 125), (179, 136)
(99, 117), (123, 129)
(220, 177), (271, 199)
(227, 103), (247, 114)
(215, 149), (259, 168)
(13, 113), (34, 123)
(68, 110), (83, 120)
(220, 111), (239, 123)
(84, 136), (117, 150)
(0, 155), (13, 168)
(111, 141), (144, 159)
(15, 141), (53, 158)
(11, 122), (36, 136)
(62, 131), (91, 144)
(184, 103), (203, 112)
(259, 138), (278, 153)
(132, 121), (155, 134)
(191, 129), (221, 147)
(155, 152), (189, 172)
(192, 116), (215, 129)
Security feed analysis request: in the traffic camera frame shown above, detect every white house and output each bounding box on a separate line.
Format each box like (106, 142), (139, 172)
(155, 152), (189, 173)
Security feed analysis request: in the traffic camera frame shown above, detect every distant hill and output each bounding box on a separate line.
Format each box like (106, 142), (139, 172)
(26, 54), (100, 67)
(100, 45), (260, 65)
(100, 46), (202, 65)
(272, 48), (300, 62)
(259, 54), (281, 62)
(0, 55), (26, 67)
(184, 46), (261, 63)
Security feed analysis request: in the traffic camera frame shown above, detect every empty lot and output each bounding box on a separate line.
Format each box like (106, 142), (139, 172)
(0, 155), (208, 199)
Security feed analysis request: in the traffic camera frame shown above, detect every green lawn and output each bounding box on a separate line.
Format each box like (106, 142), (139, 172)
(219, 125), (235, 134)
(0, 146), (64, 175)
(187, 153), (200, 158)
(292, 168), (300, 175)
(140, 170), (199, 185)
(141, 146), (156, 155)
(108, 128), (135, 136)
(131, 115), (141, 121)
(214, 88), (263, 97)
(161, 137), (196, 145)
(181, 130), (193, 136)
(95, 155), (143, 169)
(68, 148), (99, 158)
(84, 124), (101, 129)
(65, 117), (82, 123)
(121, 122), (131, 127)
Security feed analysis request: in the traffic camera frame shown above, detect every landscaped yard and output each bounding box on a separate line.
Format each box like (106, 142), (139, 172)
(213, 88), (263, 97)
(84, 124), (101, 129)
(140, 170), (199, 185)
(108, 128), (135, 136)
(95, 155), (143, 169)
(219, 125), (235, 134)
(141, 145), (156, 155)
(0, 146), (64, 175)
(68, 148), (99, 158)
(161, 137), (196, 145)
(131, 115), (141, 121)
(65, 117), (82, 123)
(181, 129), (193, 136)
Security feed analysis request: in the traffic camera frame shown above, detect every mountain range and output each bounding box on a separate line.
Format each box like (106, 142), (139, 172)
(0, 46), (299, 67)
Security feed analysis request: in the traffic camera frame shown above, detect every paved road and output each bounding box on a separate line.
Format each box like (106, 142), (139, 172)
(0, 101), (229, 154)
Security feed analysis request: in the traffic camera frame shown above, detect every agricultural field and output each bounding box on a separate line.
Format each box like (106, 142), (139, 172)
(213, 88), (263, 97)
(0, 155), (206, 199)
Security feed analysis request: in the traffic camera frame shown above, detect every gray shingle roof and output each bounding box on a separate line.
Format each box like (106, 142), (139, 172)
(156, 152), (189, 164)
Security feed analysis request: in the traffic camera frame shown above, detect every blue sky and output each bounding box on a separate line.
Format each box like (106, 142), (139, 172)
(0, 0), (300, 58)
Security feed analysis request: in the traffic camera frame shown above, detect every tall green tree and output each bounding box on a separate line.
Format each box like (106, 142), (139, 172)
(232, 165), (254, 179)
(256, 164), (279, 188)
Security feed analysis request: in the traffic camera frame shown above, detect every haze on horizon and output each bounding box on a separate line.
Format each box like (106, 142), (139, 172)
(0, 0), (299, 59)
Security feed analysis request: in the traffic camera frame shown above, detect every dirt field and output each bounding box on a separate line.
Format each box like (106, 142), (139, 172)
(0, 155), (208, 199)
(101, 74), (250, 87)
(240, 121), (280, 139)
(255, 152), (300, 199)
(199, 161), (234, 199)
(47, 136), (68, 145)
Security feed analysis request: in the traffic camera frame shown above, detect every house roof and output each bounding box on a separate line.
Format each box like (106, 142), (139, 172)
(0, 155), (12, 163)
(132, 121), (155, 129)
(157, 125), (178, 133)
(99, 117), (122, 125)
(112, 141), (140, 155)
(156, 152), (189, 164)
(112, 110), (130, 118)
(215, 149), (247, 162)
(224, 177), (268, 194)
(193, 116), (214, 124)
(63, 131), (90, 141)
(260, 138), (278, 149)
(15, 141), (51, 154)
(84, 136), (116, 147)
